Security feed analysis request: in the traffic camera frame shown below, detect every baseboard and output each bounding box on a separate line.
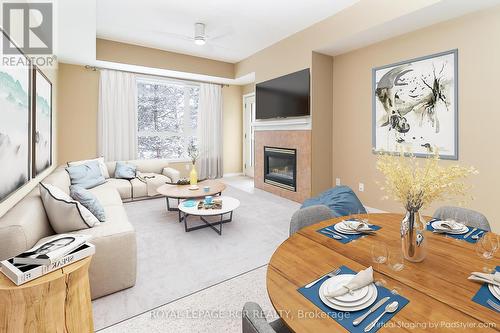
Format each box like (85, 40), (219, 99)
(223, 173), (244, 177)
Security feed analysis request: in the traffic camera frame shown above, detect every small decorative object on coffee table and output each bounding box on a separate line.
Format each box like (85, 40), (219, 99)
(179, 196), (240, 235)
(187, 142), (199, 186)
(377, 149), (477, 262)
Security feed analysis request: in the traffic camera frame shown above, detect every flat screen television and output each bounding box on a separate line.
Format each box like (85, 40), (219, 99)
(256, 68), (310, 120)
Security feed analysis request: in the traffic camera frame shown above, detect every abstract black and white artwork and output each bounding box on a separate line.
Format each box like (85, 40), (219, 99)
(33, 68), (52, 176)
(372, 50), (458, 159)
(0, 31), (31, 202)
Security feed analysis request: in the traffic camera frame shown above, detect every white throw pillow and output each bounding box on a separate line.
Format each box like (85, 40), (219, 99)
(39, 183), (100, 233)
(67, 157), (110, 178)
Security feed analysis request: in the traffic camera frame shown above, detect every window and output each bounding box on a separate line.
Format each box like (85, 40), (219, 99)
(137, 77), (200, 159)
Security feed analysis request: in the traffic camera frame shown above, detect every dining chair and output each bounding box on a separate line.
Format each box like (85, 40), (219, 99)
(433, 206), (491, 231)
(242, 302), (290, 333)
(289, 204), (333, 236)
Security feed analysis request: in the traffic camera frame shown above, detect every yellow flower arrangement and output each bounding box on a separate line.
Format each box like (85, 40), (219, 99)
(376, 149), (477, 211)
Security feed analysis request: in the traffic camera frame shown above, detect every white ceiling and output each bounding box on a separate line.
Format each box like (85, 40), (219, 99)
(96, 0), (360, 63)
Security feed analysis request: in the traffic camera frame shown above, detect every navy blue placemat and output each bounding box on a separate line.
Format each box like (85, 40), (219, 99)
(472, 266), (500, 313)
(426, 219), (486, 243)
(298, 266), (409, 332)
(317, 223), (382, 244)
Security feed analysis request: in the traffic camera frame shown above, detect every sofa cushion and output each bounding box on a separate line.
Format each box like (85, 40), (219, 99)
(66, 161), (106, 189)
(70, 205), (136, 299)
(42, 167), (72, 195)
(129, 178), (147, 198)
(301, 185), (366, 217)
(68, 157), (110, 178)
(70, 185), (106, 222)
(0, 189), (54, 261)
(163, 167), (180, 183)
(101, 178), (132, 199)
(39, 183), (100, 233)
(88, 184), (123, 207)
(115, 162), (137, 180)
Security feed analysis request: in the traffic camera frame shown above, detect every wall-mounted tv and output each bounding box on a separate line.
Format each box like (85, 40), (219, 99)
(256, 68), (310, 120)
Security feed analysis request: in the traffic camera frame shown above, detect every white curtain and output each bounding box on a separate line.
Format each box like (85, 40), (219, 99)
(98, 70), (138, 161)
(198, 83), (223, 179)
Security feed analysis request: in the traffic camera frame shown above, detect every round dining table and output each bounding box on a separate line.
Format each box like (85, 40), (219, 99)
(267, 213), (500, 332)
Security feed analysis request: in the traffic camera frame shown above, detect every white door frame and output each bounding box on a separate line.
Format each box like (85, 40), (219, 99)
(242, 92), (255, 177)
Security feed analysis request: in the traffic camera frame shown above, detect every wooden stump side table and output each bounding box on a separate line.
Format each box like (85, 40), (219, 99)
(0, 256), (94, 333)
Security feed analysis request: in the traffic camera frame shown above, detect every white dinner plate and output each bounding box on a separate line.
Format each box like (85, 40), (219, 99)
(431, 221), (469, 234)
(488, 283), (500, 302)
(334, 223), (362, 235)
(322, 274), (369, 303)
(319, 279), (378, 311)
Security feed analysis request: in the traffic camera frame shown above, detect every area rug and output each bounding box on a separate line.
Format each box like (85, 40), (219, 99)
(92, 184), (300, 330)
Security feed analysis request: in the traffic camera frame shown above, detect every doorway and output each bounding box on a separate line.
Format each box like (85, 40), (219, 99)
(243, 93), (255, 178)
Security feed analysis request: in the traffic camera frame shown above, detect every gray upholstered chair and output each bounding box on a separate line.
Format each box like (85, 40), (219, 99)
(242, 302), (290, 333)
(289, 204), (333, 236)
(433, 206), (491, 231)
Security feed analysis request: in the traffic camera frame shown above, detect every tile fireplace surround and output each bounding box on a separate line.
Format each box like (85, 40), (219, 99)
(254, 130), (311, 202)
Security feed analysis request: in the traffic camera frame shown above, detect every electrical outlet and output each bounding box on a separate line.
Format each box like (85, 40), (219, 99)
(358, 183), (364, 192)
(185, 164), (190, 171)
(335, 178), (341, 186)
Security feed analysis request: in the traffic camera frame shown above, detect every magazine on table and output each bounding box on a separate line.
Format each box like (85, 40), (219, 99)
(0, 243), (95, 285)
(13, 234), (91, 265)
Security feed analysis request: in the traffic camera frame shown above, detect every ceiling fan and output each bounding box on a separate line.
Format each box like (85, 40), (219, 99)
(155, 23), (230, 48)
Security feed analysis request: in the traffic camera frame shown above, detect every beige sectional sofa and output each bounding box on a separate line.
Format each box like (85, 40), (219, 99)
(0, 159), (181, 299)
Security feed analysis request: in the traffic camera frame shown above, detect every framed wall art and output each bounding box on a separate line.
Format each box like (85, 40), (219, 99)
(372, 49), (458, 159)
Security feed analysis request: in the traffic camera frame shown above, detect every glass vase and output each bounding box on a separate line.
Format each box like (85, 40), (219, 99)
(400, 209), (427, 262)
(189, 164), (198, 185)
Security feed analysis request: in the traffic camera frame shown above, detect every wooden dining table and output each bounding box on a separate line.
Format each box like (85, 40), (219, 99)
(267, 213), (500, 332)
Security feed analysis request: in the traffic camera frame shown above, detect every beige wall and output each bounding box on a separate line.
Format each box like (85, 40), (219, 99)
(222, 85), (243, 174)
(311, 52), (333, 195)
(57, 63), (243, 174)
(58, 64), (99, 163)
(0, 65), (58, 218)
(97, 39), (234, 79)
(332, 7), (500, 232)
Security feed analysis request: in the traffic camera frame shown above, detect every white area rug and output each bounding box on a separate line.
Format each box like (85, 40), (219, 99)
(93, 184), (300, 330)
(99, 265), (277, 333)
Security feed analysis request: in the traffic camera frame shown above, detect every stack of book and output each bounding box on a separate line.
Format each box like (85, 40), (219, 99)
(0, 234), (95, 285)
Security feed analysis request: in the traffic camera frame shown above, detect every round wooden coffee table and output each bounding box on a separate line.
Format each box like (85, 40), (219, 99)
(157, 180), (227, 221)
(178, 196), (240, 235)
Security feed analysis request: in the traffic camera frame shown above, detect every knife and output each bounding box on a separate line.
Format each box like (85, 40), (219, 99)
(463, 227), (477, 239)
(353, 297), (390, 326)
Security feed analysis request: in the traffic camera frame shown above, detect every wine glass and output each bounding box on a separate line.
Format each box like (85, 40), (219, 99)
(475, 233), (499, 272)
(371, 242), (388, 286)
(387, 248), (405, 272)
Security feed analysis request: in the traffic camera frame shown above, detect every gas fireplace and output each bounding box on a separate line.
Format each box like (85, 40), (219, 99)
(264, 146), (297, 191)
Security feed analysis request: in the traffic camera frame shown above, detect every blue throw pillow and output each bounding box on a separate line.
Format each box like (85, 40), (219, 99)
(301, 185), (366, 217)
(69, 185), (106, 222)
(66, 160), (106, 189)
(115, 161), (137, 180)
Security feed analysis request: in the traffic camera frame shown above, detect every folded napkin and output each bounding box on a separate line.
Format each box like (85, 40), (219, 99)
(343, 220), (373, 232)
(434, 220), (464, 231)
(325, 266), (374, 297)
(468, 271), (500, 287)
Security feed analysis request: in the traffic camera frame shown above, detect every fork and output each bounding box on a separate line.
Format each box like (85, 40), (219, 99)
(487, 299), (500, 312)
(305, 267), (341, 289)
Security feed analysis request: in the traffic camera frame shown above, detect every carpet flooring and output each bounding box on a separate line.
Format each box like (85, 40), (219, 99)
(99, 265), (277, 333)
(93, 183), (300, 330)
